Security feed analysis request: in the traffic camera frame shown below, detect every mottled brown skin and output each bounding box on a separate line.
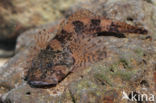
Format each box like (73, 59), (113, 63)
(25, 9), (148, 87)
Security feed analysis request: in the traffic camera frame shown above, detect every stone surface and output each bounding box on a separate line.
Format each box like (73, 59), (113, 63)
(0, 0), (76, 40)
(0, 0), (156, 103)
(0, 0), (76, 58)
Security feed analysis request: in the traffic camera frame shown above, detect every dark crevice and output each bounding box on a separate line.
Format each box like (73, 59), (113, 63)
(0, 39), (16, 51)
(0, 38), (16, 58)
(110, 68), (114, 72)
(140, 80), (149, 87)
(80, 75), (84, 78)
(26, 91), (31, 95)
(95, 77), (107, 86)
(0, 0), (16, 13)
(127, 17), (134, 22)
(143, 0), (153, 4)
(69, 89), (76, 103)
(145, 35), (152, 40)
(142, 59), (147, 65)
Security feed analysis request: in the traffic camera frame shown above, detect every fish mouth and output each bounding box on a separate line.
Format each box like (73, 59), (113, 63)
(28, 80), (57, 88)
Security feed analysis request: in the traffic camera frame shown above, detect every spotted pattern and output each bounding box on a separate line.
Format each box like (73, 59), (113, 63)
(72, 21), (85, 34)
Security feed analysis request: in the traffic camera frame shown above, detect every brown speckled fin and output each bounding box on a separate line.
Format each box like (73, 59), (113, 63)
(68, 8), (96, 21)
(69, 36), (107, 70)
(56, 19), (66, 36)
(100, 19), (148, 34)
(56, 9), (97, 37)
(33, 29), (52, 51)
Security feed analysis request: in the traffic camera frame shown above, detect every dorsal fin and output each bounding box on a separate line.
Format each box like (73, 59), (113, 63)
(56, 9), (96, 37)
(56, 19), (66, 35)
(68, 8), (96, 21)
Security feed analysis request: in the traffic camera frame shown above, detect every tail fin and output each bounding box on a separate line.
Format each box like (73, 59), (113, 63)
(100, 19), (148, 34)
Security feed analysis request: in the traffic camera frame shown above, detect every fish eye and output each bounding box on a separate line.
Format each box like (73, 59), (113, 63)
(46, 63), (53, 68)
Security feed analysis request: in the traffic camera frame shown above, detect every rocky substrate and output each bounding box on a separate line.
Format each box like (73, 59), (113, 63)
(0, 0), (156, 103)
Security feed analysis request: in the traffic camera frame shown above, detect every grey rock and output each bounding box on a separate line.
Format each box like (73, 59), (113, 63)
(0, 0), (156, 103)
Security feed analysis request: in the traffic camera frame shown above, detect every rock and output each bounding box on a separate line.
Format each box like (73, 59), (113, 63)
(15, 21), (59, 53)
(0, 0), (76, 58)
(0, 0), (156, 103)
(144, 0), (156, 5)
(0, 58), (9, 67)
(0, 0), (76, 40)
(0, 38), (16, 58)
(1, 36), (155, 103)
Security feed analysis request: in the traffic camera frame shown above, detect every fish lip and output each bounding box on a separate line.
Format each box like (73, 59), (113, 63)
(28, 81), (57, 88)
